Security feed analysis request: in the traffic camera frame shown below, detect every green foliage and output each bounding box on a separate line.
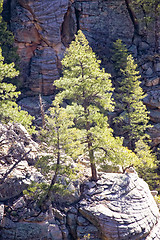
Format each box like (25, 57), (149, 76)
(39, 100), (83, 160)
(112, 40), (150, 146)
(136, 165), (160, 191)
(134, 138), (160, 190)
(131, 0), (160, 22)
(135, 138), (156, 167)
(130, 0), (160, 42)
(23, 181), (49, 204)
(0, 20), (19, 66)
(112, 39), (128, 72)
(154, 195), (160, 208)
(54, 30), (114, 180)
(37, 100), (80, 200)
(0, 0), (20, 86)
(0, 0), (3, 19)
(112, 39), (157, 188)
(0, 47), (35, 133)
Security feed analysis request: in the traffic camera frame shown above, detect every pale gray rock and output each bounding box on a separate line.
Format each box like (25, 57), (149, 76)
(5, 0), (160, 142)
(128, 45), (138, 57)
(139, 42), (150, 51)
(78, 173), (160, 240)
(0, 122), (44, 201)
(0, 203), (4, 227)
(29, 47), (59, 94)
(0, 122), (38, 165)
(0, 201), (63, 240)
(148, 123), (160, 146)
(0, 160), (45, 201)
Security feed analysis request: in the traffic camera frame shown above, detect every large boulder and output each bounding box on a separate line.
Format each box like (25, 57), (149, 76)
(75, 172), (160, 240)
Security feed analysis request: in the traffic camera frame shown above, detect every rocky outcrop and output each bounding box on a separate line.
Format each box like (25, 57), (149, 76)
(8, 0), (135, 95)
(0, 203), (64, 240)
(0, 153), (160, 240)
(76, 173), (160, 240)
(0, 122), (43, 201)
(4, 122), (158, 239)
(0, 122), (38, 165)
(8, 0), (160, 92)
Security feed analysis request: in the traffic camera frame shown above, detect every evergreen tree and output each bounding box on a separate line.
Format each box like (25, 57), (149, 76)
(36, 100), (81, 203)
(111, 39), (128, 72)
(0, 0), (19, 85)
(0, 47), (35, 133)
(0, 19), (19, 66)
(54, 30), (114, 180)
(112, 39), (157, 189)
(112, 39), (150, 149)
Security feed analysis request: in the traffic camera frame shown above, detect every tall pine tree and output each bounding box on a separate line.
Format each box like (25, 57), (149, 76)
(54, 30), (114, 180)
(112, 39), (150, 149)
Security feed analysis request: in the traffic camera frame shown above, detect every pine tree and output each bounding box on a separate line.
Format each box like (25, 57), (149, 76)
(112, 39), (157, 189)
(0, 0), (19, 85)
(0, 47), (35, 133)
(54, 30), (114, 181)
(111, 39), (128, 72)
(37, 100), (81, 202)
(112, 40), (150, 149)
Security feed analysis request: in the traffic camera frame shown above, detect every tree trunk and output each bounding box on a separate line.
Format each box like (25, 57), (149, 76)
(39, 94), (45, 129)
(125, 0), (139, 35)
(84, 99), (98, 181)
(88, 139), (97, 181)
(90, 161), (97, 181)
(44, 130), (60, 201)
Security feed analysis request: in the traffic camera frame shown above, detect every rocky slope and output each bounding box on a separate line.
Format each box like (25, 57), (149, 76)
(0, 122), (160, 239)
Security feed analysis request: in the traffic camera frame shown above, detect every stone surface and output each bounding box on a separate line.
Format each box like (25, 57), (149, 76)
(9, 0), (75, 95)
(0, 203), (4, 227)
(77, 173), (160, 240)
(143, 88), (160, 109)
(0, 198), (63, 240)
(8, 0), (135, 95)
(0, 122), (38, 165)
(0, 122), (44, 201)
(0, 162), (160, 239)
(145, 76), (159, 87)
(148, 123), (160, 146)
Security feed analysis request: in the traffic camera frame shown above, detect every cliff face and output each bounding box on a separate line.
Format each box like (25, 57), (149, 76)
(8, 0), (135, 95)
(3, 0), (160, 144)
(8, 0), (74, 95)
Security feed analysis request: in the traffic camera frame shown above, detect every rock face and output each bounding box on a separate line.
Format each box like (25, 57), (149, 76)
(9, 0), (76, 95)
(8, 0), (134, 95)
